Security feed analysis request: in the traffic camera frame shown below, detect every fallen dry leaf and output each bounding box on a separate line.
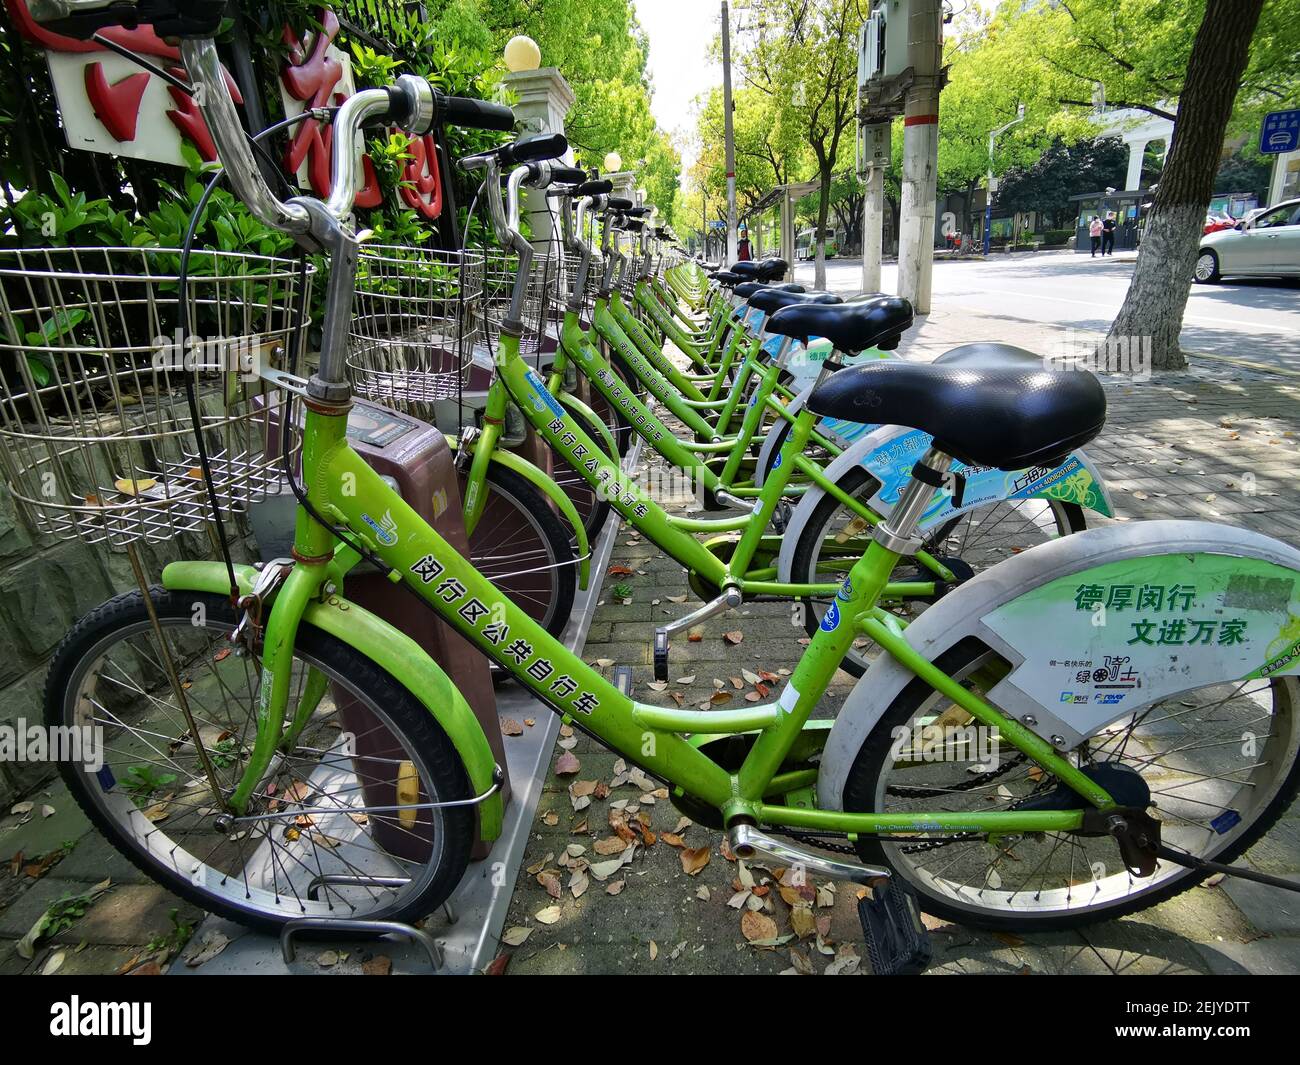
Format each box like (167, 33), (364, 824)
(680, 846), (710, 876)
(741, 910), (778, 943)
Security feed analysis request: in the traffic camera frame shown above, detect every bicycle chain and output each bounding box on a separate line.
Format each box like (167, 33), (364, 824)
(885, 751), (1026, 798)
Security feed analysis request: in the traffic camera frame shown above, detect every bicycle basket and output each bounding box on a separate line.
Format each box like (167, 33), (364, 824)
(477, 244), (562, 358)
(348, 245), (485, 419)
(0, 247), (311, 547)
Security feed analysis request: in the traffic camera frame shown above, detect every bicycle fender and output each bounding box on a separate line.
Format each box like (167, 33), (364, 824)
(476, 444), (592, 590)
(775, 423), (1114, 583)
(815, 521), (1300, 813)
(160, 560), (504, 840)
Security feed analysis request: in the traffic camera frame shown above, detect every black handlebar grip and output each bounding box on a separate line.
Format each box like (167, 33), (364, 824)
(549, 166), (587, 186)
(606, 196), (634, 211)
(439, 93), (516, 132)
(499, 132), (568, 166)
(577, 179), (613, 197)
(627, 206), (651, 217)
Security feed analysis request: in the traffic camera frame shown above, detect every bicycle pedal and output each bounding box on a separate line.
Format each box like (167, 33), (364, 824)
(857, 878), (932, 976)
(653, 630), (669, 682)
(612, 664), (634, 696)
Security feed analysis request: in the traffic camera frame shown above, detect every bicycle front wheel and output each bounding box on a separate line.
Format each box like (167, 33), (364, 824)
(462, 463), (577, 639)
(45, 590), (475, 931)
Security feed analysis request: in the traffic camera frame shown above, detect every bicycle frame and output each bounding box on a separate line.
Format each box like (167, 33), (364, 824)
(169, 392), (1110, 832)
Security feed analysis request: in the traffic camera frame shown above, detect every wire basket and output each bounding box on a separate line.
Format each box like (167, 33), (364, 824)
(477, 246), (560, 357)
(348, 245), (485, 417)
(560, 250), (603, 311)
(616, 251), (640, 300)
(0, 247), (311, 548)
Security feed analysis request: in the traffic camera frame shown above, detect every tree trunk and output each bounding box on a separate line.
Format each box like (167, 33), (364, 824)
(1105, 0), (1265, 371)
(815, 169), (832, 289)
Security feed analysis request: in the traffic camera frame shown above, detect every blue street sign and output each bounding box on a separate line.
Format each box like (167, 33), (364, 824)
(1260, 109), (1300, 155)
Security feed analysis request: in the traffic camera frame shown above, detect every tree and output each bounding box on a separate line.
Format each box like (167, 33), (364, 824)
(695, 85), (800, 217)
(1106, 0), (1266, 370)
(995, 137), (1128, 229)
(480, 0), (682, 221)
(733, 0), (863, 287)
(1025, 0), (1298, 134)
(1213, 146), (1272, 206)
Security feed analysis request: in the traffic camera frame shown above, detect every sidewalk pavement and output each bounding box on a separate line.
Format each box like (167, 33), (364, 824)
(2, 298), (1297, 975)
(499, 307), (1300, 976)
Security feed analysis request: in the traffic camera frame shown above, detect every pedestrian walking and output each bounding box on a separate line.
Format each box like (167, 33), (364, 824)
(1089, 215), (1103, 257)
(737, 223), (752, 262)
(1101, 211), (1117, 256)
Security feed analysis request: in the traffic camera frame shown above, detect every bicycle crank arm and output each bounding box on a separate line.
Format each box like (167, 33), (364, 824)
(714, 489), (755, 511)
(728, 824), (892, 887)
(653, 587), (742, 681)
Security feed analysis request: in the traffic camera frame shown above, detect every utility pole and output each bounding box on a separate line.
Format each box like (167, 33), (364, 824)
(896, 0), (942, 314)
(721, 1), (738, 265)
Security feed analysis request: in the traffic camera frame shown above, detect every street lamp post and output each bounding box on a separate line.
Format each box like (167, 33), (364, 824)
(983, 103), (1025, 255)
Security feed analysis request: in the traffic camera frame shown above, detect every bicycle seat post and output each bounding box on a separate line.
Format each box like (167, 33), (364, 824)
(874, 445), (954, 554)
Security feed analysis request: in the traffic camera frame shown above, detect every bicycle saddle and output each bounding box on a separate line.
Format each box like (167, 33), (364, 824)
(806, 353), (1106, 471)
(734, 280), (769, 299)
(714, 271), (743, 286)
(749, 288), (842, 314)
(933, 342), (1043, 369)
(767, 296), (912, 352)
(729, 258), (788, 282)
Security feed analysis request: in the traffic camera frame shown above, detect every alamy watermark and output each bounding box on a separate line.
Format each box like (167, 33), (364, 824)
(0, 719), (102, 772)
(889, 723), (1001, 768)
(152, 329), (265, 379)
(1044, 328), (1151, 381)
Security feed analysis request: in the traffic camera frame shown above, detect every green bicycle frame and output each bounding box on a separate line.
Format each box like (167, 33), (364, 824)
(182, 366), (1112, 834)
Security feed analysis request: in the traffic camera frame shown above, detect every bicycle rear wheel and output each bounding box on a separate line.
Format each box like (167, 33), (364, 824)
(842, 637), (1300, 929)
(45, 590), (475, 931)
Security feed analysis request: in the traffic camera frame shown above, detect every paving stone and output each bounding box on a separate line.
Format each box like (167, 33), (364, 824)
(51, 829), (151, 885)
(0, 875), (88, 939)
(1219, 871), (1300, 935)
(1192, 934), (1300, 975)
(0, 779), (92, 863)
(50, 883), (203, 947)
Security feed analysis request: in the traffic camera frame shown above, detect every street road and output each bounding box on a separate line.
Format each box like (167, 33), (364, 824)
(793, 251), (1300, 371)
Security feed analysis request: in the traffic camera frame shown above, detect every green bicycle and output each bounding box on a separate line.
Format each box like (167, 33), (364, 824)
(39, 7), (1300, 962)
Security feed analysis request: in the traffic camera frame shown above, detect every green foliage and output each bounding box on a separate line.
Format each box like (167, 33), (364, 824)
(1213, 145), (1273, 204)
(478, 0), (682, 222)
(124, 764), (180, 802)
(995, 137), (1129, 227)
(147, 908), (197, 957)
(0, 0), (682, 254)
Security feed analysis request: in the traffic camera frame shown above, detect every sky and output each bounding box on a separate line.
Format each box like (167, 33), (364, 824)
(632, 0), (722, 177)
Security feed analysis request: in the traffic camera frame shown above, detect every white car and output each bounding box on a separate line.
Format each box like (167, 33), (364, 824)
(1194, 198), (1300, 282)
